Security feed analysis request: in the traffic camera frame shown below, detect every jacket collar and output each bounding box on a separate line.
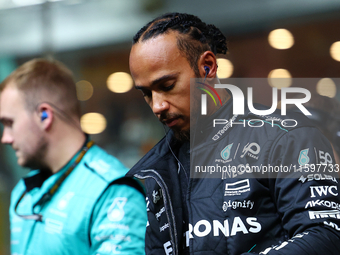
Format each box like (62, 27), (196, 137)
(127, 129), (182, 177)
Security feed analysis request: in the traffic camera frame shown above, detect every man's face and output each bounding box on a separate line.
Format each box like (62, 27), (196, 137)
(0, 86), (47, 169)
(129, 32), (196, 141)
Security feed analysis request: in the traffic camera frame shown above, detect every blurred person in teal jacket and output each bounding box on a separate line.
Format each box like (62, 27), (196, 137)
(0, 58), (147, 255)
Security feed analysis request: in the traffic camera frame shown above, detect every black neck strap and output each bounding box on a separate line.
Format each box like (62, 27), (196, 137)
(14, 140), (94, 222)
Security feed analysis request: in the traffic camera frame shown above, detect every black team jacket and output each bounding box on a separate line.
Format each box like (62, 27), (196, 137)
(126, 99), (340, 255)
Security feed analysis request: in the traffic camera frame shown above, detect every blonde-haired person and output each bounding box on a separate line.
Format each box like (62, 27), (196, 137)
(0, 58), (146, 255)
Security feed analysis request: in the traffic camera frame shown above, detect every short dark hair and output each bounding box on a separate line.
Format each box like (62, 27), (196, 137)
(133, 12), (228, 76)
(0, 58), (81, 118)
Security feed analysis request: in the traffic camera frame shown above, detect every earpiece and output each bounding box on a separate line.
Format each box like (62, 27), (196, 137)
(204, 66), (210, 75)
(41, 111), (48, 121)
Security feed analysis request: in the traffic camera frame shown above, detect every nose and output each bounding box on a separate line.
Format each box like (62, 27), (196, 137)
(151, 92), (170, 116)
(1, 128), (13, 145)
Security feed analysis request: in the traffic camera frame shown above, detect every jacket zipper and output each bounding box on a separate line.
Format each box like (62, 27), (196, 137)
(134, 169), (178, 255)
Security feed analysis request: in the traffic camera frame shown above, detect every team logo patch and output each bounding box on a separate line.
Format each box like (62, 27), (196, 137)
(57, 192), (75, 210)
(224, 179), (251, 196)
(309, 210), (340, 220)
(240, 142), (260, 159)
(152, 189), (162, 204)
(107, 197), (127, 222)
(298, 149), (310, 165)
(221, 143), (233, 160)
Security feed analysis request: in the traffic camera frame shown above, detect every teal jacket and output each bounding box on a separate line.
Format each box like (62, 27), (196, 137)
(10, 144), (147, 255)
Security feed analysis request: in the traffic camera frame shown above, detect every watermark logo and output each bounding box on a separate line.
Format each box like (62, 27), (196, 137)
(197, 81), (223, 115)
(221, 143), (233, 160)
(198, 81), (311, 116)
(298, 149), (310, 165)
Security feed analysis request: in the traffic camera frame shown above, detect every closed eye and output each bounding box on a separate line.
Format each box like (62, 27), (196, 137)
(161, 83), (175, 92)
(139, 88), (152, 98)
(0, 118), (13, 128)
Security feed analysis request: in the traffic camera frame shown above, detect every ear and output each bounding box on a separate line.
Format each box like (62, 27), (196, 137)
(197, 51), (218, 78)
(36, 103), (54, 131)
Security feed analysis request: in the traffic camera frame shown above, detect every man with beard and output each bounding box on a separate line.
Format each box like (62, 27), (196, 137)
(126, 12), (340, 255)
(0, 58), (146, 255)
